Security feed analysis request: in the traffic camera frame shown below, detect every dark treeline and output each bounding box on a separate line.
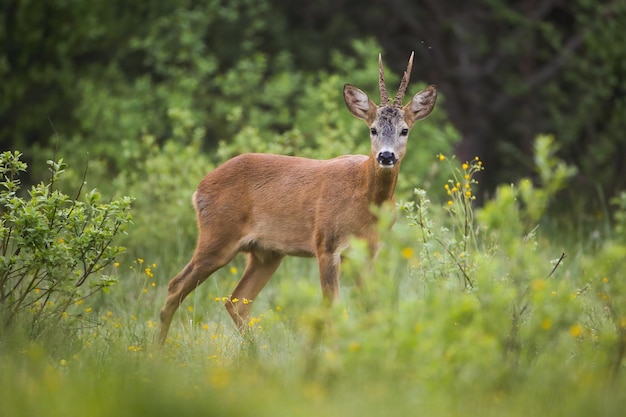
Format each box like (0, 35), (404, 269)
(2, 0), (625, 215)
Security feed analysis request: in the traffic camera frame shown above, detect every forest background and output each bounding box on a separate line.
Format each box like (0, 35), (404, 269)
(3, 0), (625, 211)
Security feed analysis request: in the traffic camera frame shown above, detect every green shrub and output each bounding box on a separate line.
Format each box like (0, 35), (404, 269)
(0, 151), (132, 336)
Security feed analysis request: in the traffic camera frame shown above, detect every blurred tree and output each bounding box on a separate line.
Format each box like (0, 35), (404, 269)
(272, 0), (626, 211)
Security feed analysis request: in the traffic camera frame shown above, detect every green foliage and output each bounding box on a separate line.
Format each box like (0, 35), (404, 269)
(400, 154), (483, 288)
(550, 1), (626, 196)
(110, 135), (212, 270)
(612, 191), (626, 243)
(394, 138), (621, 385)
(583, 243), (626, 377)
(518, 134), (578, 223)
(0, 151), (132, 335)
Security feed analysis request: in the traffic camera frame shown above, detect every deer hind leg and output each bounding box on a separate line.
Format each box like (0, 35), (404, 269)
(226, 250), (283, 332)
(158, 244), (238, 344)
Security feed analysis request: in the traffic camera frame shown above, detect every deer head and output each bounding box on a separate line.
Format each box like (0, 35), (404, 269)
(343, 52), (437, 168)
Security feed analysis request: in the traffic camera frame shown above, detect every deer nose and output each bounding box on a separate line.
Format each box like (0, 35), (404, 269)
(377, 151), (397, 167)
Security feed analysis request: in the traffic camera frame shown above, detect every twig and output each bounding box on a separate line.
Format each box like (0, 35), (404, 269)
(547, 252), (566, 278)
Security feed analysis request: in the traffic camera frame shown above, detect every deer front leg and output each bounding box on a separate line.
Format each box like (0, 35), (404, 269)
(317, 251), (341, 303)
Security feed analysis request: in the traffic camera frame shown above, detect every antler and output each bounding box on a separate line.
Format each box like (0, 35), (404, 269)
(393, 51), (414, 107)
(379, 53), (389, 105)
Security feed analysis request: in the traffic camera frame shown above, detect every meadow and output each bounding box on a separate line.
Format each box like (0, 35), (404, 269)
(1, 132), (626, 417)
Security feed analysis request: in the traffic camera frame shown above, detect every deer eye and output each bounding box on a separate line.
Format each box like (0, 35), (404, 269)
(400, 128), (409, 136)
(370, 127), (378, 135)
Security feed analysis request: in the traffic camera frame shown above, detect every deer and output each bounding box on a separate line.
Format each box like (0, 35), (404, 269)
(157, 52), (437, 343)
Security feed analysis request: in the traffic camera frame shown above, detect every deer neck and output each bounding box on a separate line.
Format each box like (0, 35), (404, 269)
(361, 156), (400, 206)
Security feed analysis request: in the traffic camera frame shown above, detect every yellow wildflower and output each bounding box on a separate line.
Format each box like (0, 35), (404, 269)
(401, 247), (414, 259)
(570, 324), (583, 338)
(532, 279), (546, 291)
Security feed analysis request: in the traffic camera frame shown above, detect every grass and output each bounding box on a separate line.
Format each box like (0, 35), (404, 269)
(2, 148), (626, 416)
(3, 217), (626, 417)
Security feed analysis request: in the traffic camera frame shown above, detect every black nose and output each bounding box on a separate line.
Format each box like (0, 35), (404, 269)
(377, 151), (397, 166)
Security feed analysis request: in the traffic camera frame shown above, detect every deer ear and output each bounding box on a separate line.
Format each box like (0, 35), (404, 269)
(344, 84), (377, 123)
(405, 85), (437, 125)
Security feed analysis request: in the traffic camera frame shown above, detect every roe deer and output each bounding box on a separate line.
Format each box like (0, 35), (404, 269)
(158, 52), (437, 343)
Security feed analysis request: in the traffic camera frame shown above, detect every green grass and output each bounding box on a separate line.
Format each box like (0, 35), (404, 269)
(2, 212), (626, 417)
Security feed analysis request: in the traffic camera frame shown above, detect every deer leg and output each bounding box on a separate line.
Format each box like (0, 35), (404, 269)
(158, 246), (237, 344)
(226, 250), (284, 332)
(317, 251), (341, 303)
(354, 238), (379, 290)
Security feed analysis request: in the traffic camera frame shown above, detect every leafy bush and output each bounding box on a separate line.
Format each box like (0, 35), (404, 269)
(0, 151), (132, 336)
